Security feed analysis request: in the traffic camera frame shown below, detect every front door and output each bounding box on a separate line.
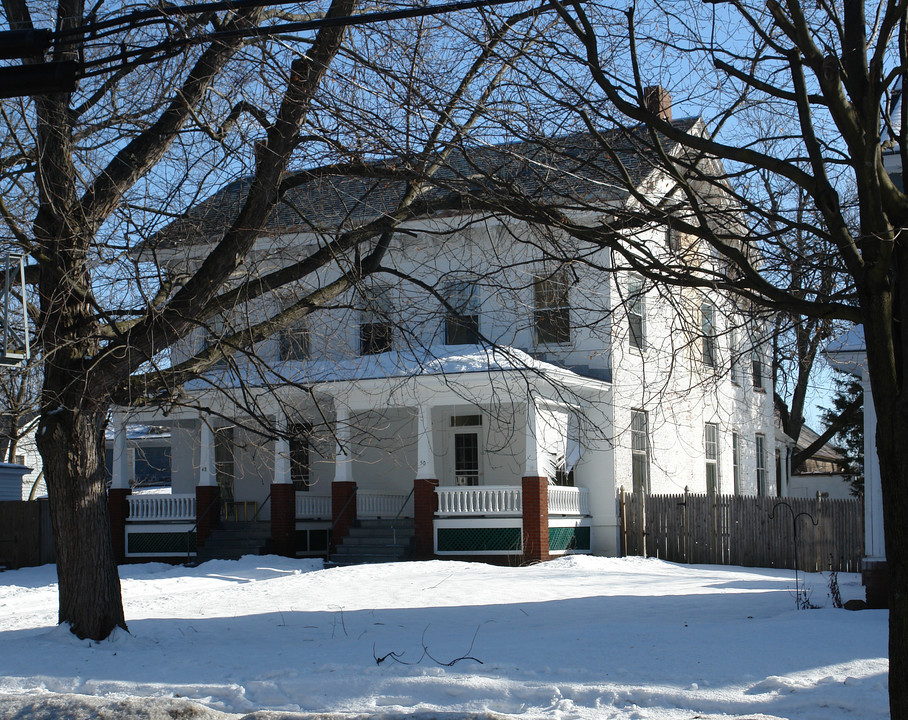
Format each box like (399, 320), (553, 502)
(454, 432), (480, 485)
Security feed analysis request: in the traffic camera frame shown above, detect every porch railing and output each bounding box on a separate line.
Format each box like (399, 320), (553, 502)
(436, 485), (522, 516)
(358, 492), (413, 518)
(548, 486), (590, 516)
(127, 493), (195, 522)
(296, 493), (331, 520)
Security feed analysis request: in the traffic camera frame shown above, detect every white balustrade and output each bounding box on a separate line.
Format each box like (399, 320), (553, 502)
(436, 485), (523, 516)
(296, 494), (332, 519)
(547, 486), (590, 516)
(357, 493), (412, 518)
(127, 493), (195, 521)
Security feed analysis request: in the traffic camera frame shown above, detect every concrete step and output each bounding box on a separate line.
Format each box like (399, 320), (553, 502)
(357, 518), (414, 530)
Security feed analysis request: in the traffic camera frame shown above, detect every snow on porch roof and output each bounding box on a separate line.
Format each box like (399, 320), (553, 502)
(185, 344), (604, 390)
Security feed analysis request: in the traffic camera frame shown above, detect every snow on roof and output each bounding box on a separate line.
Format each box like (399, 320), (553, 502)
(825, 325), (865, 354)
(185, 344), (593, 391)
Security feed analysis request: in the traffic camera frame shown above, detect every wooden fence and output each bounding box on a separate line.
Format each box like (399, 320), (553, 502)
(619, 491), (863, 573)
(0, 499), (55, 569)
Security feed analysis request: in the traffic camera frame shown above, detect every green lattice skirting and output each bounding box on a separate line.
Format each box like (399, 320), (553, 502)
(549, 526), (591, 552)
(127, 532), (196, 555)
(437, 527), (522, 553)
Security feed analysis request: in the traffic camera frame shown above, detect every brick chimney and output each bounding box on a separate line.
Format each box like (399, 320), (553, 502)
(643, 85), (672, 122)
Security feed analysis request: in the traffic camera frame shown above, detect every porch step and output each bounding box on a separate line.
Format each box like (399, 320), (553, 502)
(331, 518), (415, 565)
(196, 521), (271, 562)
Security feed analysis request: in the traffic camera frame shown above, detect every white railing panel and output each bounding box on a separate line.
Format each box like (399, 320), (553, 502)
(296, 494), (332, 519)
(436, 485), (522, 517)
(127, 493), (195, 521)
(357, 493), (412, 518)
(547, 486), (590, 516)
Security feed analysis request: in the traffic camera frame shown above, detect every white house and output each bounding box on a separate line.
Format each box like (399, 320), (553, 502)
(110, 96), (776, 563)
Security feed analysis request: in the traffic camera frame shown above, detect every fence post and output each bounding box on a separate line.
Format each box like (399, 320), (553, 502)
(618, 488), (626, 556)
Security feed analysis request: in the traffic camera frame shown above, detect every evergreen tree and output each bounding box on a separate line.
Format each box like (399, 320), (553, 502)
(822, 371), (864, 497)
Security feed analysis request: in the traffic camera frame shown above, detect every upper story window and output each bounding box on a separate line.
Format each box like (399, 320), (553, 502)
(752, 344), (764, 391)
(444, 280), (480, 345)
(729, 328), (742, 385)
(701, 301), (717, 368)
(360, 284), (393, 355)
(279, 321), (309, 361)
(534, 267), (571, 345)
(628, 276), (646, 351)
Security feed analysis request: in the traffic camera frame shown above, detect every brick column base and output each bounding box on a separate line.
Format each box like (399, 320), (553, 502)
(196, 485), (221, 546)
(413, 478), (439, 559)
(271, 483), (296, 557)
(522, 476), (549, 563)
(862, 559), (889, 609)
(331, 481), (357, 552)
(108, 488), (131, 564)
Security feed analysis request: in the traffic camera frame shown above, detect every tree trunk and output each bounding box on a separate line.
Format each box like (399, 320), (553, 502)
(36, 402), (126, 640)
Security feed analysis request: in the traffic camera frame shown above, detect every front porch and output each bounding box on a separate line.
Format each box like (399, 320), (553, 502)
(108, 351), (608, 563)
(113, 481), (591, 562)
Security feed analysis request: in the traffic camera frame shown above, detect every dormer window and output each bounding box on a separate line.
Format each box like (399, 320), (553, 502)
(534, 267), (571, 345)
(360, 284), (393, 355)
(444, 280), (480, 345)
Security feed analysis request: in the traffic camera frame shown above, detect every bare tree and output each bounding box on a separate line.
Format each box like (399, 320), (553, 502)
(408, 0), (903, 714)
(0, 0), (547, 642)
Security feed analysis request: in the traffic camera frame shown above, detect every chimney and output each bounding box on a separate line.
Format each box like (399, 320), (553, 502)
(643, 85), (672, 122)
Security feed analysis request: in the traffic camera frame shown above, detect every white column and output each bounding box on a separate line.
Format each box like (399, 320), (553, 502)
(199, 420), (217, 487)
(333, 403), (354, 483)
(274, 414), (292, 485)
(111, 414), (130, 490)
(525, 399), (539, 477)
(863, 377), (885, 559)
(415, 404), (436, 480)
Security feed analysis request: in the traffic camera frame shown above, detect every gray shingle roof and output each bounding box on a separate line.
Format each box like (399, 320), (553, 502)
(150, 117), (700, 248)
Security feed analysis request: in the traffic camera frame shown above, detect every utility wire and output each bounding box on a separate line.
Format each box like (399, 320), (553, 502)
(52, 0), (537, 80)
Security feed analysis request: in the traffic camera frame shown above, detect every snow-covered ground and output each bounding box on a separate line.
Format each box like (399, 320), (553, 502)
(0, 556), (888, 719)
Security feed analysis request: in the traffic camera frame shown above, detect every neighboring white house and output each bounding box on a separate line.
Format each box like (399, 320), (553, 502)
(111, 97), (776, 561)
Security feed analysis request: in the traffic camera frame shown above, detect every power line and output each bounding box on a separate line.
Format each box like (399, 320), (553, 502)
(1, 0), (537, 93)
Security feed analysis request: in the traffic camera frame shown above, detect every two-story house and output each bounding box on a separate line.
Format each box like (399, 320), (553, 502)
(109, 97), (776, 563)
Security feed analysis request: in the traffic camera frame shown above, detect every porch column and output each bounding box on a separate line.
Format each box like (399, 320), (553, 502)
(108, 414), (130, 564)
(196, 419), (220, 545)
(271, 419), (296, 557)
(523, 401), (550, 563)
(413, 405), (438, 558)
(331, 403), (357, 550)
(861, 375), (888, 607)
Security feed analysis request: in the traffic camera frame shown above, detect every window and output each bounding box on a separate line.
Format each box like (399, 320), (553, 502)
(631, 410), (650, 494)
(534, 267), (571, 345)
(755, 433), (767, 496)
(732, 432), (741, 495)
(289, 422), (312, 492)
(705, 423), (719, 494)
(14, 454), (24, 466)
(360, 285), (393, 355)
(701, 302), (717, 367)
(730, 329), (741, 385)
(628, 276), (645, 350)
(752, 346), (764, 390)
(279, 322), (309, 361)
(444, 280), (480, 345)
